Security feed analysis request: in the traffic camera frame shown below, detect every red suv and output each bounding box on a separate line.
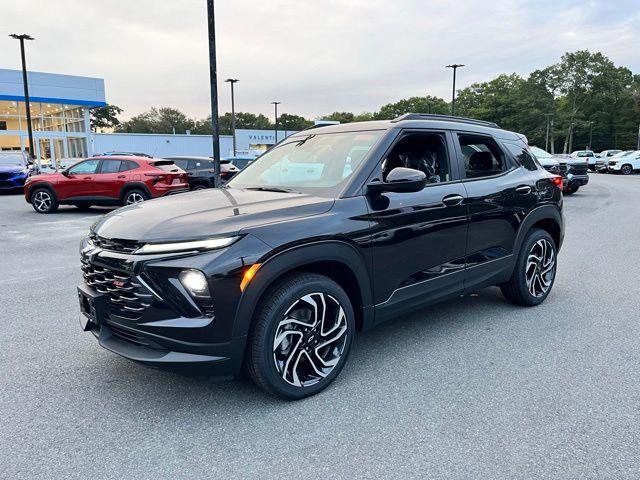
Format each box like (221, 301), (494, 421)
(24, 156), (189, 214)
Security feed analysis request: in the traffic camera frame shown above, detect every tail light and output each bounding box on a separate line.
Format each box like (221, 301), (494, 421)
(551, 175), (563, 190)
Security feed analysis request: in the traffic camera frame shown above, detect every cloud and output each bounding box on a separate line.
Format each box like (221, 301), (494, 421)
(2, 0), (638, 120)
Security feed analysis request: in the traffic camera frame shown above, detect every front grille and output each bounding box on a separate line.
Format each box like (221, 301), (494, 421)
(91, 235), (143, 254)
(569, 164), (589, 175)
(81, 260), (153, 319)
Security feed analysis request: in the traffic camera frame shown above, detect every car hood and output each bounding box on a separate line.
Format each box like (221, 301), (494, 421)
(92, 187), (335, 242)
(0, 164), (26, 174)
(564, 158), (589, 166)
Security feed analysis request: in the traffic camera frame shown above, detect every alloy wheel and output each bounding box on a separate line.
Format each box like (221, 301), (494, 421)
(525, 239), (555, 297)
(125, 192), (145, 205)
(33, 191), (52, 212)
(621, 165), (632, 175)
(273, 292), (348, 388)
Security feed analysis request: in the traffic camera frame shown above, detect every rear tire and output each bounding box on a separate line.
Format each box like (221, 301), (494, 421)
(621, 164), (633, 175)
(122, 188), (148, 206)
(246, 273), (355, 400)
(192, 184), (209, 191)
(500, 229), (557, 307)
(30, 188), (58, 214)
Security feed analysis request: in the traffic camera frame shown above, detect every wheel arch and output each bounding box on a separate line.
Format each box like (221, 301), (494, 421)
(514, 205), (564, 253)
(27, 182), (57, 203)
(119, 182), (152, 200)
(233, 240), (374, 339)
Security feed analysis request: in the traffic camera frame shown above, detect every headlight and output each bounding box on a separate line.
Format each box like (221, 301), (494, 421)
(179, 269), (210, 298)
(134, 236), (237, 255)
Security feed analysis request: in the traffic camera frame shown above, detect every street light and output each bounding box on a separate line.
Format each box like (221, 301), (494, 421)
(225, 78), (239, 156)
(206, 0), (221, 187)
(445, 64), (464, 116)
(271, 101), (281, 145)
(9, 34), (35, 160)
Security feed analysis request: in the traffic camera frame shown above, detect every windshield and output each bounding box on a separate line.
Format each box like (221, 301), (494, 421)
(0, 153), (27, 166)
(613, 150), (636, 158)
(529, 146), (553, 159)
(227, 130), (383, 195)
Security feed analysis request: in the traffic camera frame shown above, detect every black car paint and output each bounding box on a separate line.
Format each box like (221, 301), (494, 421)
(81, 118), (564, 376)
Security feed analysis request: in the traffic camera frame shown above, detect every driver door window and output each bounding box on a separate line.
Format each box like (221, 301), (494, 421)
(381, 132), (450, 184)
(68, 159), (99, 175)
(456, 134), (507, 179)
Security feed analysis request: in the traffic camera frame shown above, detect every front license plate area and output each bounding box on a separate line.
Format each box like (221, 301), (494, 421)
(77, 284), (107, 330)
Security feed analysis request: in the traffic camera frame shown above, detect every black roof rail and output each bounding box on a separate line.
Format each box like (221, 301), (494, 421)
(391, 113), (500, 129)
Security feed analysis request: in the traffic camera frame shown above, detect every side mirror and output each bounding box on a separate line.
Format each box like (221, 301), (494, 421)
(367, 167), (427, 194)
(61, 169), (72, 177)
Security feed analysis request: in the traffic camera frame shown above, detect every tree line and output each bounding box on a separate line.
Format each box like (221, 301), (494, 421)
(91, 50), (640, 152)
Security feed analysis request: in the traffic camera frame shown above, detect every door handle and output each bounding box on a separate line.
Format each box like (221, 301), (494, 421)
(117, 175), (126, 179)
(83, 176), (92, 180)
(442, 194), (464, 206)
(515, 185), (532, 195)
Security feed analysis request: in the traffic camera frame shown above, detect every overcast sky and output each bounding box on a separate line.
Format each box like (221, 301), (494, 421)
(3, 0), (639, 120)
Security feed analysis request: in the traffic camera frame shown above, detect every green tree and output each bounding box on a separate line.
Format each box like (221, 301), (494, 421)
(90, 104), (123, 132)
(279, 113), (313, 131)
(374, 96), (449, 120)
(117, 107), (195, 134)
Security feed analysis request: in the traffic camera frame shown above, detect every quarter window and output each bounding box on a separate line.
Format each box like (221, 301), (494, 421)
(457, 134), (507, 179)
(119, 160), (138, 172)
(502, 143), (538, 171)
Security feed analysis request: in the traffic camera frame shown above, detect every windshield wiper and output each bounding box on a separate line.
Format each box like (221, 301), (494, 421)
(246, 186), (297, 193)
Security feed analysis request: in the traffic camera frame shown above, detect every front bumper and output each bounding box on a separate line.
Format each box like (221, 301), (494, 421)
(77, 234), (269, 376)
(565, 173), (589, 188)
(0, 172), (28, 190)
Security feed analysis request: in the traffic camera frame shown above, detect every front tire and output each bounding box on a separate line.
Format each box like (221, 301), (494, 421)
(246, 273), (355, 400)
(620, 164), (633, 175)
(31, 188), (58, 214)
(500, 229), (557, 306)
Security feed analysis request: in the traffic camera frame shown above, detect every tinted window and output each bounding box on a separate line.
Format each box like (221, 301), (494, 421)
(100, 160), (121, 174)
(457, 134), (507, 179)
(172, 159), (190, 170)
(119, 160), (138, 172)
(188, 159), (207, 170)
(381, 132), (450, 183)
(151, 160), (180, 172)
(503, 143), (538, 171)
(68, 159), (100, 174)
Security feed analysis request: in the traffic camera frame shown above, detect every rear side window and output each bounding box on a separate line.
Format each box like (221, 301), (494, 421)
(502, 143), (538, 171)
(120, 160), (138, 172)
(100, 160), (122, 174)
(172, 159), (190, 170)
(457, 134), (508, 179)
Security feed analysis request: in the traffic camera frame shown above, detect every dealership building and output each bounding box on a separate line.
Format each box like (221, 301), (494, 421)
(1, 68), (294, 166)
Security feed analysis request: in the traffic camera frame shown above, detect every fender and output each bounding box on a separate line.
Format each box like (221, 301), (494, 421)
(120, 182), (152, 200)
(513, 204), (564, 254)
(26, 181), (56, 202)
(232, 240), (374, 339)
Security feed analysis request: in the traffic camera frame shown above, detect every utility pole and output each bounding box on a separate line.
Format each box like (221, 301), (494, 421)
(637, 123), (640, 150)
(271, 101), (281, 145)
(206, 0), (221, 187)
(588, 121), (593, 150)
(225, 78), (239, 156)
(544, 114), (554, 152)
(445, 64), (464, 115)
(9, 34), (35, 160)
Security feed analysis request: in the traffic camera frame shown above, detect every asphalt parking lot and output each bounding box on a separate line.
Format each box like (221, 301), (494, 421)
(1, 173), (640, 479)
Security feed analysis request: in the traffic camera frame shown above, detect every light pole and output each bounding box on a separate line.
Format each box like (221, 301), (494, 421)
(445, 64), (464, 116)
(271, 101), (281, 145)
(9, 34), (35, 159)
(588, 121), (594, 150)
(206, 0), (221, 187)
(225, 78), (239, 156)
(637, 123), (640, 150)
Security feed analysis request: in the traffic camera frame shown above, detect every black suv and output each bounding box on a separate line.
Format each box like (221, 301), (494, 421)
(164, 156), (239, 189)
(78, 114), (564, 399)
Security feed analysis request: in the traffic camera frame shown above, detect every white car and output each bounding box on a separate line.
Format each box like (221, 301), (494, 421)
(607, 150), (640, 175)
(571, 150), (597, 171)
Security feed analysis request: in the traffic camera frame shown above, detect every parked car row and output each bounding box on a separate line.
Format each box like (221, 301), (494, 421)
(529, 146), (589, 194)
(595, 150), (640, 175)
